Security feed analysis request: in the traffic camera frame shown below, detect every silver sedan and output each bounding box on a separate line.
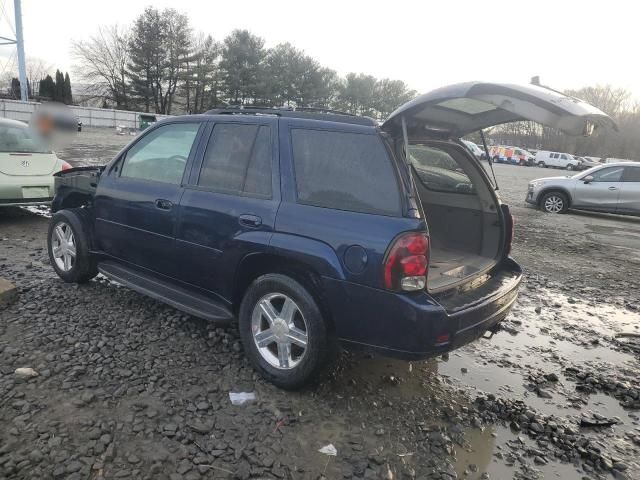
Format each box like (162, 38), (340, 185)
(526, 162), (640, 215)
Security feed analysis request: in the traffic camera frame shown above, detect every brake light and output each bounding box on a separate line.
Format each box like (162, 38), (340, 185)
(383, 233), (429, 291)
(60, 161), (72, 171)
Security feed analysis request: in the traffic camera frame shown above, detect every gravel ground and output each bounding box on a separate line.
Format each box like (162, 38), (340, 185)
(0, 128), (639, 479)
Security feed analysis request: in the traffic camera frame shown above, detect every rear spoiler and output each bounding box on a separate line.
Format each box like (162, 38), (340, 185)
(53, 165), (105, 177)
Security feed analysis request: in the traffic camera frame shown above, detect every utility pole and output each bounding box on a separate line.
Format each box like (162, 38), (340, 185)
(14, 0), (27, 101)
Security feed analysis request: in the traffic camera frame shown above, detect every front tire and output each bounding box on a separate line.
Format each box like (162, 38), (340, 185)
(540, 191), (569, 214)
(239, 274), (335, 389)
(537, 161), (546, 168)
(47, 209), (98, 283)
(567, 164), (575, 171)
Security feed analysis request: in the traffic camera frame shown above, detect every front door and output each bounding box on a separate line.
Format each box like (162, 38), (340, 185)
(175, 118), (279, 299)
(572, 166), (624, 212)
(94, 121), (203, 276)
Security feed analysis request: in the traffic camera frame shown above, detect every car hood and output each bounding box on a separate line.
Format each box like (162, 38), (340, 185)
(382, 82), (617, 138)
(530, 175), (574, 184)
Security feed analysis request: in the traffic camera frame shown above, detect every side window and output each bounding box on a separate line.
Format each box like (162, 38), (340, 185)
(409, 145), (475, 194)
(591, 167), (624, 182)
(120, 123), (199, 184)
(622, 167), (640, 182)
(560, 154), (568, 160)
(291, 129), (401, 216)
(197, 124), (272, 198)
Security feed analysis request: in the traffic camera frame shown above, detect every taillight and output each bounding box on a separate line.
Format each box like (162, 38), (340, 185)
(383, 233), (429, 291)
(60, 161), (72, 171)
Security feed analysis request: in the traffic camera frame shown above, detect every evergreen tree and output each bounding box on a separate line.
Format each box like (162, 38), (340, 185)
(63, 72), (73, 104)
(54, 69), (65, 102)
(38, 75), (55, 99)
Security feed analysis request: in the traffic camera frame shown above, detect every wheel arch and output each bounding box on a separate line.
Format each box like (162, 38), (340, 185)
(538, 187), (572, 208)
(232, 251), (338, 333)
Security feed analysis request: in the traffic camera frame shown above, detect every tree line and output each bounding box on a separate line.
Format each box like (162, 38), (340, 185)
(7, 69), (73, 104)
(71, 7), (416, 119)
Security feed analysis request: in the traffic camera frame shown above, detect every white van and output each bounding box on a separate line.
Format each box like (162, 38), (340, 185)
(534, 150), (582, 170)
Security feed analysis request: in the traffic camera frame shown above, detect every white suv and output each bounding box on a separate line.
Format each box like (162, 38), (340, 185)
(535, 150), (582, 170)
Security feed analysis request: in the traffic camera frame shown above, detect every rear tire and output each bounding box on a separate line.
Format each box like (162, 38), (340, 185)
(47, 209), (98, 283)
(238, 273), (335, 389)
(519, 159), (526, 166)
(540, 191), (569, 214)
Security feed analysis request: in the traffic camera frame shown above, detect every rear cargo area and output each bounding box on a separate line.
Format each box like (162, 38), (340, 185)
(408, 142), (503, 292)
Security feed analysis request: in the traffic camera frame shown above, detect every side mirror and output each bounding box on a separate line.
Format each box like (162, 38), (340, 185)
(583, 175), (594, 184)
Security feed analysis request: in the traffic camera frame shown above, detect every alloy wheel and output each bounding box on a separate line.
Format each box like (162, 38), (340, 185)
(251, 293), (309, 369)
(544, 195), (564, 213)
(51, 222), (76, 272)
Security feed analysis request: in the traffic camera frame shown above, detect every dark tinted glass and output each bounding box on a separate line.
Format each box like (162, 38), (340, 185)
(121, 122), (199, 184)
(198, 124), (272, 197)
(291, 129), (401, 216)
(622, 166), (640, 182)
(409, 145), (475, 194)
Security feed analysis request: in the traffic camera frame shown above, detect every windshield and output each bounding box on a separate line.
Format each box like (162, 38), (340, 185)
(0, 125), (51, 154)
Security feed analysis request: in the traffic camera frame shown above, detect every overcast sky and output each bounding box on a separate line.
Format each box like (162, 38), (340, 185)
(0, 0), (637, 98)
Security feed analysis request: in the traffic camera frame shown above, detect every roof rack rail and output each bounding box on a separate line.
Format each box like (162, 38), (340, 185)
(204, 105), (377, 127)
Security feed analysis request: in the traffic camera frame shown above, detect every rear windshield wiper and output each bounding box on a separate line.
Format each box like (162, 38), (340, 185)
(479, 129), (499, 190)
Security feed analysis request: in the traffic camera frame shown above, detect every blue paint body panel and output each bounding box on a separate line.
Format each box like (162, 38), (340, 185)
(71, 112), (521, 358)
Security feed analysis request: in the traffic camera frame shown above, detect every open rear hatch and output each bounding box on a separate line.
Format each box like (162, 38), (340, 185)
(382, 82), (616, 293)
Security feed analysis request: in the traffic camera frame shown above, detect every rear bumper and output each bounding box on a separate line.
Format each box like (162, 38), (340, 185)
(324, 258), (522, 359)
(0, 198), (52, 207)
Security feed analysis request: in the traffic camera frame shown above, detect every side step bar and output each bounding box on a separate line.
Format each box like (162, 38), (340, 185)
(98, 261), (233, 323)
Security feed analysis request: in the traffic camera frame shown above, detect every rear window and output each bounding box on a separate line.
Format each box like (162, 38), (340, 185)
(291, 129), (401, 216)
(0, 125), (50, 154)
(409, 145), (475, 194)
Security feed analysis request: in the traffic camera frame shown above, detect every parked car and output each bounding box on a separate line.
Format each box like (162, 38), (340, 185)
(462, 140), (484, 159)
(47, 81), (614, 388)
(526, 162), (640, 215)
(535, 150), (582, 170)
(575, 156), (602, 170)
(0, 118), (71, 207)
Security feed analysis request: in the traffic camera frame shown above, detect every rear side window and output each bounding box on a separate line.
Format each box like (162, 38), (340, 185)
(291, 129), (401, 216)
(622, 167), (640, 182)
(198, 124), (272, 198)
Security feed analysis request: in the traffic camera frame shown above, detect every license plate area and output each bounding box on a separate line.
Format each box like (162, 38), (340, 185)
(21, 186), (50, 198)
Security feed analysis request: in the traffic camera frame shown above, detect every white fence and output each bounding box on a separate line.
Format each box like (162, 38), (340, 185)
(0, 98), (170, 129)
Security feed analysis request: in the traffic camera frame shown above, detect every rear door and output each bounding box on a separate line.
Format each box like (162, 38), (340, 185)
(618, 165), (640, 214)
(94, 120), (204, 276)
(175, 117), (279, 298)
(573, 166), (624, 212)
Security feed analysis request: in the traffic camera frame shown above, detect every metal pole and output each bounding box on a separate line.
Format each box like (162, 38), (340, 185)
(14, 0), (27, 101)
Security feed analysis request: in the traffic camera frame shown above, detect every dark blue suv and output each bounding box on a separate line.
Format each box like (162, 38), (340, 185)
(48, 82), (615, 388)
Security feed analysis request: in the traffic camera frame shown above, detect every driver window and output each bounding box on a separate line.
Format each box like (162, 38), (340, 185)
(591, 166), (624, 182)
(120, 122), (200, 184)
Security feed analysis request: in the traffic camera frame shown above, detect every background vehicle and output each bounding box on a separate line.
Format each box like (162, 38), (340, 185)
(48, 81), (614, 388)
(462, 140), (484, 159)
(489, 145), (534, 165)
(0, 118), (70, 206)
(526, 162), (640, 215)
(535, 150), (582, 170)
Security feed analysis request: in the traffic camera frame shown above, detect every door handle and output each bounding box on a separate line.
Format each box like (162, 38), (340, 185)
(239, 214), (262, 228)
(155, 199), (173, 210)
(608, 186), (618, 191)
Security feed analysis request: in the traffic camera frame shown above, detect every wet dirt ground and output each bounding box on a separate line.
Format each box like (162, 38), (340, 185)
(0, 129), (639, 479)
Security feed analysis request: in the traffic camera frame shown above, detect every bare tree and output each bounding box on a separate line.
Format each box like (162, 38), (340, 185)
(71, 25), (131, 108)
